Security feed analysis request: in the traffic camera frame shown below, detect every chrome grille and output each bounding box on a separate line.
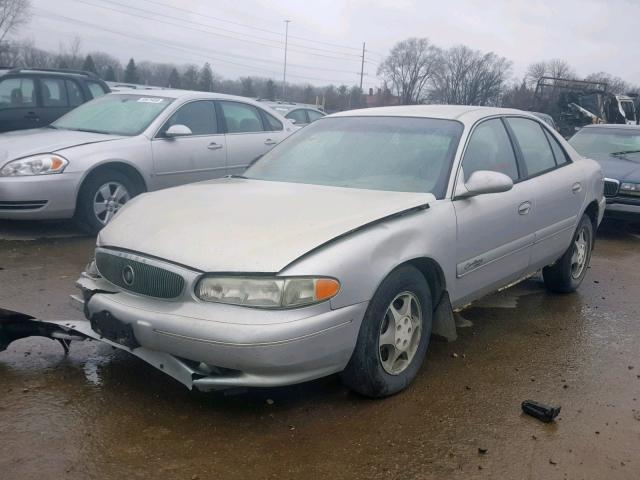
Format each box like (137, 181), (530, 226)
(95, 251), (185, 299)
(604, 179), (619, 198)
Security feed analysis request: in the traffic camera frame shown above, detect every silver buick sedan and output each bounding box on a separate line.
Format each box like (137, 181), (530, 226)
(0, 90), (294, 232)
(1, 106), (605, 397)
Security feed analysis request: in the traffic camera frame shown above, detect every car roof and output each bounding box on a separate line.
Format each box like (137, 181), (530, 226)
(330, 105), (534, 124)
(109, 89), (271, 105)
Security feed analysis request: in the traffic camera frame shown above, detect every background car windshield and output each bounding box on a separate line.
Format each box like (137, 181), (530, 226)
(570, 128), (640, 155)
(245, 116), (463, 196)
(53, 94), (172, 136)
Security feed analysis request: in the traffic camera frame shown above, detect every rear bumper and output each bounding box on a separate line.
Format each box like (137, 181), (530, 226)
(76, 274), (367, 390)
(0, 173), (81, 220)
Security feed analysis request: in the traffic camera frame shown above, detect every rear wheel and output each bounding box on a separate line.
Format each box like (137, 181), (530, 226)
(75, 169), (140, 234)
(543, 214), (593, 293)
(341, 266), (432, 398)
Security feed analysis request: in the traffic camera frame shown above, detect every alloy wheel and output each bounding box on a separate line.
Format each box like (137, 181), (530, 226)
(570, 227), (589, 279)
(93, 181), (130, 225)
(378, 291), (422, 375)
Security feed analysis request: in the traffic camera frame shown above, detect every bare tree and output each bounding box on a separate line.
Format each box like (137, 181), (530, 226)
(430, 45), (511, 106)
(378, 37), (441, 104)
(525, 58), (577, 89)
(0, 0), (30, 45)
(584, 71), (630, 94)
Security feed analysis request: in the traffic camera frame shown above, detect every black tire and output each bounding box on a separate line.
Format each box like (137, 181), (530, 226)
(341, 265), (432, 398)
(543, 214), (594, 293)
(75, 168), (140, 234)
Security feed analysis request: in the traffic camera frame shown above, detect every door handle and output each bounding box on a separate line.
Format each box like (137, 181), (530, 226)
(264, 139), (278, 145)
(518, 201), (532, 215)
(572, 182), (582, 193)
(207, 142), (223, 150)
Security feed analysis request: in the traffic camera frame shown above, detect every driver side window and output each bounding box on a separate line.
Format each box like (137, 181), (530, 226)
(161, 100), (217, 136)
(463, 119), (519, 181)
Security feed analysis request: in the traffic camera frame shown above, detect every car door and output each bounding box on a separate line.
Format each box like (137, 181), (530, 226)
(453, 117), (537, 305)
(0, 76), (40, 132)
(151, 100), (227, 189)
(504, 117), (586, 268)
(218, 100), (285, 175)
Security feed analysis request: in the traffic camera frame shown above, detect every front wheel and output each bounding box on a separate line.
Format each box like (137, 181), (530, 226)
(75, 169), (139, 234)
(543, 214), (594, 293)
(341, 266), (432, 398)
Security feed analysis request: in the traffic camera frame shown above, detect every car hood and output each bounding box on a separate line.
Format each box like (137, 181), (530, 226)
(98, 178), (434, 272)
(0, 128), (124, 164)
(586, 153), (640, 182)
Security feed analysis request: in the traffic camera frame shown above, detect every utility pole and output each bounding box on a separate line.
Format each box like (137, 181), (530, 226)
(359, 42), (366, 91)
(282, 19), (291, 100)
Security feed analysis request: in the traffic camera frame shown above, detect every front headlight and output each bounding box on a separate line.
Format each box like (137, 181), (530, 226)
(0, 154), (69, 176)
(620, 182), (640, 195)
(195, 276), (340, 308)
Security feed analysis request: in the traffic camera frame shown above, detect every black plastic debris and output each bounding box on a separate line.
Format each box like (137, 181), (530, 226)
(521, 400), (561, 423)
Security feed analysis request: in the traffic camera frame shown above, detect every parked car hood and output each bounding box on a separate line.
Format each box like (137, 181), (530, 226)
(98, 178), (434, 272)
(587, 153), (640, 182)
(0, 128), (124, 163)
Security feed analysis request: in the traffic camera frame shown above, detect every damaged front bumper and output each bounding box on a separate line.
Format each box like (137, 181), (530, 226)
(1, 272), (367, 392)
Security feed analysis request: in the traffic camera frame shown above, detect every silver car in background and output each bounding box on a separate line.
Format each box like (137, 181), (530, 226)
(0, 90), (295, 232)
(261, 100), (326, 126)
(1, 106), (605, 398)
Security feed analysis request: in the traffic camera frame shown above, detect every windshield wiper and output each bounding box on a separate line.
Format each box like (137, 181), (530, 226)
(226, 174), (248, 179)
(65, 128), (109, 134)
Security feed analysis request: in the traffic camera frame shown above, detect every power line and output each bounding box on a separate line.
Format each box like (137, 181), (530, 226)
(79, 0), (364, 61)
(33, 9), (376, 86)
(138, 0), (364, 53)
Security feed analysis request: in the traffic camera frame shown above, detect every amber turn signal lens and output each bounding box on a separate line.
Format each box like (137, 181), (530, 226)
(315, 278), (340, 301)
(51, 156), (65, 171)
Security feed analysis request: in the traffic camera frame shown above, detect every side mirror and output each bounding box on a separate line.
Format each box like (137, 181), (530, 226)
(455, 170), (513, 199)
(165, 124), (192, 138)
(288, 118), (298, 124)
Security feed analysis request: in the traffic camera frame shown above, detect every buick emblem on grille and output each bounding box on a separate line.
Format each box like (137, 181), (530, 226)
(122, 265), (135, 286)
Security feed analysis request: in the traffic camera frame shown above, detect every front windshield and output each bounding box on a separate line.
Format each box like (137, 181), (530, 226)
(53, 94), (173, 136)
(570, 128), (640, 156)
(245, 116), (463, 197)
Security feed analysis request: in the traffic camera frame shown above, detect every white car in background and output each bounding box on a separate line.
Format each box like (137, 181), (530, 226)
(0, 90), (295, 232)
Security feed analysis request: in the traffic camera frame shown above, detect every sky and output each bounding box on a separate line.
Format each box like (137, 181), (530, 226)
(17, 0), (640, 88)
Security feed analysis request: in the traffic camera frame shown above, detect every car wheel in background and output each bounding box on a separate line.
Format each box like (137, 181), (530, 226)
(341, 265), (432, 398)
(75, 168), (140, 234)
(543, 214), (594, 293)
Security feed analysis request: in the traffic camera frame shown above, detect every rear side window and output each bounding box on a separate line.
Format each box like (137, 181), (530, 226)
(162, 100), (217, 136)
(0, 77), (36, 109)
(544, 129), (570, 165)
(40, 78), (68, 107)
(506, 118), (556, 176)
(463, 118), (519, 181)
(219, 101), (264, 133)
(262, 110), (283, 131)
(286, 109), (308, 125)
(65, 80), (84, 107)
(87, 81), (107, 99)
(307, 110), (324, 122)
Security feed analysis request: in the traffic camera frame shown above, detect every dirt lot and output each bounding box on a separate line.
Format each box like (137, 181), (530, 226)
(0, 221), (639, 480)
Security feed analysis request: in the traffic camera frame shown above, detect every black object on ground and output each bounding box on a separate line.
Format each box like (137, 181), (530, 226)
(521, 400), (561, 423)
